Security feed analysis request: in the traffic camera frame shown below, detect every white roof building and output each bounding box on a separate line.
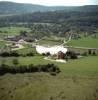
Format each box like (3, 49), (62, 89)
(36, 45), (67, 55)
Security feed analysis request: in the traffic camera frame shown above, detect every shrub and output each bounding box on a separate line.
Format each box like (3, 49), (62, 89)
(12, 59), (19, 66)
(88, 49), (92, 55)
(92, 51), (96, 56)
(26, 52), (34, 56)
(0, 51), (34, 57)
(0, 64), (60, 76)
(66, 51), (78, 59)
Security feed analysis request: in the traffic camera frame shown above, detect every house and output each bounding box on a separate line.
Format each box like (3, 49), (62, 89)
(58, 51), (65, 59)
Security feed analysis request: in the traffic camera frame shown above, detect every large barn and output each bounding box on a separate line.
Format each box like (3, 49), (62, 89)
(36, 45), (67, 55)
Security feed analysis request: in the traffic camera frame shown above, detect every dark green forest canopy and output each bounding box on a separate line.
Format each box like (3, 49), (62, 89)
(0, 11), (98, 33)
(0, 2), (98, 35)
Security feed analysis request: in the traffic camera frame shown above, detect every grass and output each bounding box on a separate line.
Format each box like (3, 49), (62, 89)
(37, 39), (62, 46)
(0, 26), (31, 36)
(0, 40), (7, 48)
(0, 73), (98, 100)
(67, 36), (98, 48)
(16, 47), (37, 55)
(0, 49), (98, 100)
(0, 55), (98, 76)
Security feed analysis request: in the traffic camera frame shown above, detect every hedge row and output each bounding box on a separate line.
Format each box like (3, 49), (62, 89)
(0, 64), (60, 75)
(0, 51), (34, 57)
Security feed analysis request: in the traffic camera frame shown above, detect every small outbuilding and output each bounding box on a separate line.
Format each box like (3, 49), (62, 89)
(57, 51), (65, 59)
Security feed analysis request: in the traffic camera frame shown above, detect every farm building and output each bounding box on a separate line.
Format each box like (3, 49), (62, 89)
(58, 51), (65, 59)
(36, 45), (68, 55)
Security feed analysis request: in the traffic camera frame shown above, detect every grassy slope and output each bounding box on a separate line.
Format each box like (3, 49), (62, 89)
(0, 73), (98, 100)
(0, 40), (7, 48)
(0, 56), (98, 76)
(16, 47), (37, 55)
(38, 39), (62, 46)
(67, 36), (98, 48)
(0, 28), (98, 100)
(0, 27), (31, 36)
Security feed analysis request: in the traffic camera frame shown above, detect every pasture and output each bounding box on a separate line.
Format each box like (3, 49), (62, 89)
(67, 36), (98, 48)
(0, 73), (98, 100)
(0, 55), (98, 76)
(0, 26), (31, 36)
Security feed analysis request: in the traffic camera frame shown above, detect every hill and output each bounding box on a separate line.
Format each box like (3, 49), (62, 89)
(0, 2), (98, 37)
(0, 9), (97, 35)
(0, 1), (98, 15)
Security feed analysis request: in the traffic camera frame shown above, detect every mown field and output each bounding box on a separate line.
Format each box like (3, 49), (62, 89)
(0, 26), (31, 36)
(38, 39), (62, 45)
(0, 40), (7, 48)
(67, 35), (98, 48)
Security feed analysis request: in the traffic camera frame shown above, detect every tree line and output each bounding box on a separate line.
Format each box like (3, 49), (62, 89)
(0, 51), (34, 57)
(0, 10), (98, 35)
(0, 63), (60, 76)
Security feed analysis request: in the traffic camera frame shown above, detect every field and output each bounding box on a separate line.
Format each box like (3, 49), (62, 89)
(0, 55), (98, 76)
(0, 26), (31, 36)
(0, 46), (98, 100)
(67, 35), (98, 48)
(0, 73), (98, 100)
(0, 40), (7, 48)
(0, 27), (98, 100)
(37, 37), (63, 46)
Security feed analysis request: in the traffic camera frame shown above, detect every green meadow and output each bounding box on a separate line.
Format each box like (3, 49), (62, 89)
(67, 36), (98, 48)
(0, 26), (31, 36)
(0, 55), (98, 76)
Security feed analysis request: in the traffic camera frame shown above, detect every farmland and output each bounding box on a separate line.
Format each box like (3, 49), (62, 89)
(0, 55), (98, 76)
(67, 35), (98, 48)
(0, 3), (98, 100)
(0, 26), (31, 36)
(0, 34), (98, 100)
(0, 38), (98, 100)
(0, 73), (98, 100)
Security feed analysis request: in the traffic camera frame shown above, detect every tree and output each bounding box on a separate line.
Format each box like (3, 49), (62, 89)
(12, 59), (19, 66)
(20, 30), (27, 37)
(88, 49), (92, 55)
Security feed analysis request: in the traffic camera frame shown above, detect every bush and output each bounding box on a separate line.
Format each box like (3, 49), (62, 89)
(0, 64), (60, 76)
(26, 52), (34, 56)
(92, 51), (96, 56)
(0, 51), (34, 57)
(66, 51), (78, 59)
(88, 49), (92, 55)
(12, 59), (19, 66)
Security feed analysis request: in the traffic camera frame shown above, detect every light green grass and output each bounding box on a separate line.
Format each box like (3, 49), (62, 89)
(16, 47), (37, 55)
(67, 36), (98, 48)
(0, 56), (98, 76)
(0, 40), (7, 48)
(0, 26), (31, 36)
(38, 39), (62, 45)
